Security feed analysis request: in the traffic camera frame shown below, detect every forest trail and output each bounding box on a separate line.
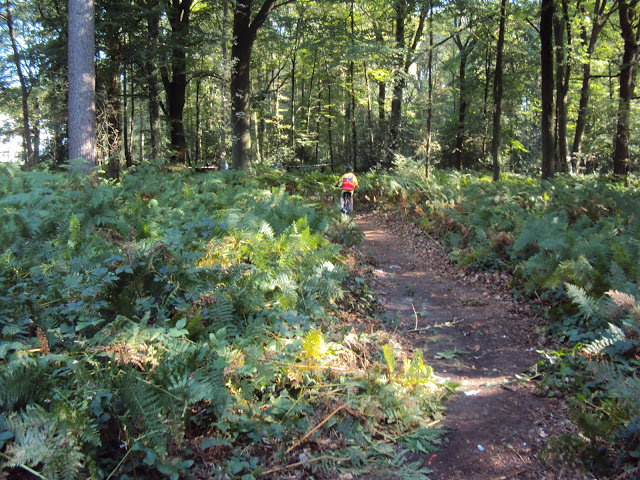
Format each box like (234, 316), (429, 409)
(355, 212), (567, 480)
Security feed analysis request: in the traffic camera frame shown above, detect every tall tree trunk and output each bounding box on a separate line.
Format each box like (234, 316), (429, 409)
(161, 0), (193, 163)
(491, 0), (507, 181)
(378, 80), (386, 121)
(327, 81), (334, 171)
(553, 0), (570, 173)
(455, 44), (469, 171)
(349, 0), (357, 170)
(146, 0), (161, 160)
(127, 67), (134, 166)
(230, 0), (282, 170)
(481, 46), (491, 160)
(613, 0), (639, 177)
(540, 0), (555, 179)
(389, 1), (406, 165)
(139, 97), (144, 163)
(290, 54), (296, 153)
(220, 0), (229, 168)
(5, 0), (34, 167)
(123, 66), (132, 167)
(68, 0), (97, 167)
(425, 0), (433, 177)
(195, 76), (201, 163)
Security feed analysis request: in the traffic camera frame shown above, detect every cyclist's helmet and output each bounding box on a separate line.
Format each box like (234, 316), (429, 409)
(345, 166), (353, 172)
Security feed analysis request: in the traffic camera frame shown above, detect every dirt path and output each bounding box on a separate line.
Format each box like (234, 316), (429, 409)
(355, 212), (567, 480)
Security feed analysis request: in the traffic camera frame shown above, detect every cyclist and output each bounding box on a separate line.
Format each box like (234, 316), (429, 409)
(335, 166), (358, 215)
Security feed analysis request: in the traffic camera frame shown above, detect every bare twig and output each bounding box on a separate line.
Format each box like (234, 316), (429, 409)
(285, 404), (346, 455)
(260, 455), (350, 476)
(493, 467), (531, 480)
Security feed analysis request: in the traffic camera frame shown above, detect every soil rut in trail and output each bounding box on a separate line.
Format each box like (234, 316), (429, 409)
(355, 213), (565, 480)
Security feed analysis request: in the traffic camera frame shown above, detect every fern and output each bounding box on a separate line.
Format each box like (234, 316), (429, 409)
(566, 283), (600, 319)
(4, 404), (86, 480)
(583, 324), (627, 356)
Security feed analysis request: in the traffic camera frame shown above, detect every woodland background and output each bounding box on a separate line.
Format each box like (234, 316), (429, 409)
(2, 0), (639, 177)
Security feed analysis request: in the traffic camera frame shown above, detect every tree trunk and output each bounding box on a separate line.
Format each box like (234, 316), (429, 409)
(68, 0), (97, 167)
(378, 81), (386, 121)
(231, 15), (253, 170)
(127, 67), (134, 166)
(553, 0), (570, 173)
(481, 46), (491, 160)
(349, 0), (357, 170)
(540, 0), (555, 179)
(613, 0), (639, 177)
(425, 1), (433, 177)
(328, 81), (334, 171)
(123, 66), (133, 167)
(491, 0), (507, 181)
(5, 0), (34, 167)
(290, 54), (296, 153)
(146, 0), (161, 160)
(195, 76), (201, 163)
(388, 1), (405, 165)
(220, 0), (229, 168)
(230, 0), (281, 170)
(161, 0), (192, 163)
(455, 45), (469, 171)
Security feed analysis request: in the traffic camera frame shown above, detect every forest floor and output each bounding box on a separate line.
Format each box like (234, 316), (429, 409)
(353, 212), (595, 480)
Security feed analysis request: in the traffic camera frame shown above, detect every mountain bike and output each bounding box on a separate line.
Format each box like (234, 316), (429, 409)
(340, 191), (353, 216)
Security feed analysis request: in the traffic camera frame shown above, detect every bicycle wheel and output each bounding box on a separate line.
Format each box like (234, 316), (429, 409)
(342, 192), (353, 216)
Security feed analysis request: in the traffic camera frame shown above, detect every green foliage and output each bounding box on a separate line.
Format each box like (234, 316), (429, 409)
(0, 165), (450, 479)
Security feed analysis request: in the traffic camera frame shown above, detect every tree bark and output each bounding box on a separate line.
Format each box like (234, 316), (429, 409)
(123, 66), (132, 167)
(389, 1), (406, 165)
(540, 0), (555, 179)
(613, 0), (639, 177)
(161, 0), (192, 163)
(145, 0), (161, 160)
(425, 0), (433, 177)
(349, 0), (357, 170)
(553, 0), (570, 173)
(230, 0), (283, 170)
(491, 0), (507, 181)
(68, 0), (97, 167)
(220, 0), (229, 168)
(455, 43), (470, 171)
(290, 54), (297, 153)
(5, 0), (34, 167)
(453, 27), (476, 172)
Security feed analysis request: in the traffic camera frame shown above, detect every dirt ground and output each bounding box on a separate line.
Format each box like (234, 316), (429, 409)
(354, 212), (595, 480)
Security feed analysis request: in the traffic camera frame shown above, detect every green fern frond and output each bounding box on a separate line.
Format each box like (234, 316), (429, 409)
(566, 283), (600, 319)
(4, 404), (86, 480)
(0, 364), (52, 410)
(582, 324), (626, 355)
